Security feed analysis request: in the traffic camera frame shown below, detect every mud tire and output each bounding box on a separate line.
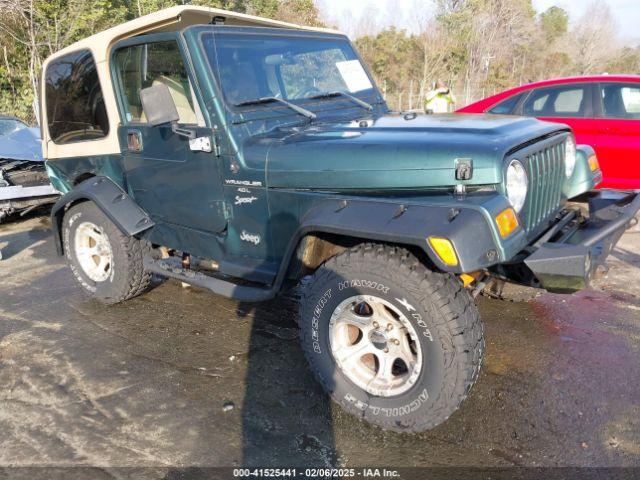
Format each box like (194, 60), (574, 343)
(63, 202), (151, 304)
(299, 243), (484, 432)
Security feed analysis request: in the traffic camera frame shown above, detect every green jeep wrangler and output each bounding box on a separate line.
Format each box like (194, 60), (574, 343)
(41, 7), (640, 432)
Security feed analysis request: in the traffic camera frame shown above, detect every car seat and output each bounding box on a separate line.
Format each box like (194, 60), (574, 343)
(603, 88), (626, 118)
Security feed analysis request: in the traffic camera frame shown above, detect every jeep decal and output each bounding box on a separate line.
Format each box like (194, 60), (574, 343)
(240, 230), (261, 245)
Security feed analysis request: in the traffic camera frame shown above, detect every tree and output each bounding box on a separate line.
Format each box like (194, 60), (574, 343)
(436, 0), (538, 103)
(273, 0), (322, 26)
(0, 0), (323, 123)
(356, 28), (423, 109)
(539, 6), (568, 43)
(605, 47), (640, 74)
(571, 0), (617, 74)
(0, 0), (130, 122)
(2, 0), (640, 122)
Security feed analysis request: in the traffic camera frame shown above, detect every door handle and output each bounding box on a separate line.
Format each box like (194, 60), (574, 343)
(127, 130), (143, 152)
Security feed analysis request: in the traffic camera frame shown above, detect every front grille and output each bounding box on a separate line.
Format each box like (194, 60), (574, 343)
(520, 139), (566, 233)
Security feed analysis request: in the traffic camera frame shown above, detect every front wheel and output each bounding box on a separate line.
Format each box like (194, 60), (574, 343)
(299, 244), (484, 432)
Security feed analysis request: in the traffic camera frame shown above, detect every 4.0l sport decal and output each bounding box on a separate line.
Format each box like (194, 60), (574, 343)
(235, 195), (258, 206)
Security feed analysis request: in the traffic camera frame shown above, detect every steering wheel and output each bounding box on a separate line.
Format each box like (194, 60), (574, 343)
(298, 87), (322, 98)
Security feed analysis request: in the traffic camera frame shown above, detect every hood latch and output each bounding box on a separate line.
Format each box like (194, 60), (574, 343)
(455, 158), (473, 181)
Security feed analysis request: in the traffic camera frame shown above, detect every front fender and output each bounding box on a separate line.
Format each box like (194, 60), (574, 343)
(564, 145), (602, 199)
(50, 176), (154, 255)
(295, 198), (504, 274)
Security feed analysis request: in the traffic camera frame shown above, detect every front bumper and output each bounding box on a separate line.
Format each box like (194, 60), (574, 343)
(523, 190), (640, 293)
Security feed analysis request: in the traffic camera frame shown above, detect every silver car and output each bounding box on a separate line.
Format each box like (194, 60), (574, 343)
(0, 116), (58, 224)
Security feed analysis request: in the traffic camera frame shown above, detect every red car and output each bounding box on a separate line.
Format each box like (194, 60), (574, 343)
(457, 75), (640, 190)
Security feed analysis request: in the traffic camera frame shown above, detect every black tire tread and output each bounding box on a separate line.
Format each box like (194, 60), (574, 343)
(64, 202), (151, 304)
(118, 233), (153, 302)
(299, 243), (484, 432)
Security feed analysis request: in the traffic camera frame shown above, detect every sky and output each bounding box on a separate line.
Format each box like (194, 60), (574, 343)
(316, 0), (640, 42)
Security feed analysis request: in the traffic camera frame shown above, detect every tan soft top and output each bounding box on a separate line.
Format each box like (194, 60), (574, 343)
(47, 5), (338, 64)
(41, 6), (341, 159)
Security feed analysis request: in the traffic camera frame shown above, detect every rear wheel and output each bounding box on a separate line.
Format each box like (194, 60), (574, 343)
(63, 202), (151, 304)
(299, 243), (484, 432)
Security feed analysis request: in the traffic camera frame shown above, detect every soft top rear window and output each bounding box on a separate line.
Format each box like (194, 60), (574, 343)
(45, 49), (109, 144)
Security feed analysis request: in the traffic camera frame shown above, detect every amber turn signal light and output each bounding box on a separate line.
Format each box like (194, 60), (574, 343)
(588, 155), (600, 172)
(496, 207), (519, 238)
(428, 237), (459, 266)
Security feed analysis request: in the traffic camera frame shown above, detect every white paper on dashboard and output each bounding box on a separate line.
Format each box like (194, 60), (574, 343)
(336, 60), (373, 92)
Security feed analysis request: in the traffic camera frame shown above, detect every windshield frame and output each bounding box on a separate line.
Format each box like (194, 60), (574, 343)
(190, 25), (382, 120)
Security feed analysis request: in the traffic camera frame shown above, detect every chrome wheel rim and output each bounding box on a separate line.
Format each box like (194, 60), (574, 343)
(74, 221), (113, 282)
(329, 295), (422, 397)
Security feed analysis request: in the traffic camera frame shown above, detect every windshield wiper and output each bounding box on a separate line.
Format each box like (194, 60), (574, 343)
(308, 91), (373, 111)
(234, 97), (316, 120)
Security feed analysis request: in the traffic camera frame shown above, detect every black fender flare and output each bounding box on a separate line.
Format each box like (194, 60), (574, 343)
(274, 198), (501, 286)
(50, 176), (154, 255)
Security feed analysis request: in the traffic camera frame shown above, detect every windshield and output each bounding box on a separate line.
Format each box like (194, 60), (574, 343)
(0, 118), (28, 137)
(200, 30), (376, 108)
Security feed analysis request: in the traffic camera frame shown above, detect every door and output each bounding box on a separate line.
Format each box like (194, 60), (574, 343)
(112, 37), (227, 242)
(590, 82), (640, 189)
(520, 83), (599, 149)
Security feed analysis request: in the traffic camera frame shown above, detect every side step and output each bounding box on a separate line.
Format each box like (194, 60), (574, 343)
(144, 257), (276, 302)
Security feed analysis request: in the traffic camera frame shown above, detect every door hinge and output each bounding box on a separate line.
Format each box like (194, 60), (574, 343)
(214, 201), (233, 220)
(213, 134), (222, 157)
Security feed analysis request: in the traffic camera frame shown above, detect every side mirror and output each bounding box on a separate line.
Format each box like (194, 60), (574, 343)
(140, 84), (180, 126)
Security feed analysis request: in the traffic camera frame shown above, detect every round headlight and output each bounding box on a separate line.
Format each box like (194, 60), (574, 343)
(506, 159), (528, 213)
(565, 135), (577, 178)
